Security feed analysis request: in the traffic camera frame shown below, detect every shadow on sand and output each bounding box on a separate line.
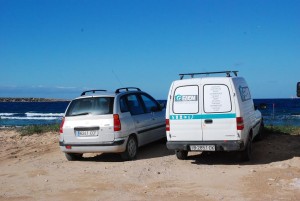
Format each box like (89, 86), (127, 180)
(79, 138), (173, 162)
(189, 132), (300, 166)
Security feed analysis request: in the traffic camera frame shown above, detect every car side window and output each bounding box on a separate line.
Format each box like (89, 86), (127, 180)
(119, 96), (129, 113)
(126, 94), (145, 115)
(140, 94), (160, 113)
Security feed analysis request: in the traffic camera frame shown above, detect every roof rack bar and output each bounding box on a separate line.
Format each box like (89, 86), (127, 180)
(115, 87), (141, 94)
(179, 71), (239, 79)
(81, 90), (107, 96)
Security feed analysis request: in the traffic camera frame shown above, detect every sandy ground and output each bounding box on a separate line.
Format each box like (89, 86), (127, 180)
(0, 129), (300, 201)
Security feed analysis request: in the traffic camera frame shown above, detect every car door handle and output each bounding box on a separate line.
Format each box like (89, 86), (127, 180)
(204, 119), (213, 124)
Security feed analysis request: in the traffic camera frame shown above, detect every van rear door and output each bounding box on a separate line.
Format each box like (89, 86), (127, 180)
(169, 83), (203, 141)
(201, 80), (237, 141)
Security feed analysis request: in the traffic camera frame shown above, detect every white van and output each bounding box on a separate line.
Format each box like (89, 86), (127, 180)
(166, 71), (263, 161)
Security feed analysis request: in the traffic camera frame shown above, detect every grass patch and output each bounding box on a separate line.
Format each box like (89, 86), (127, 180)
(264, 125), (300, 135)
(18, 124), (60, 136)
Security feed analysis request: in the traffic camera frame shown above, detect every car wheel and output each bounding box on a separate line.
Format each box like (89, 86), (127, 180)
(175, 150), (188, 160)
(65, 153), (83, 161)
(121, 136), (137, 161)
(239, 137), (252, 162)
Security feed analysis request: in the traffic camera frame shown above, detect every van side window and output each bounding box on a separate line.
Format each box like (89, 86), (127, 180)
(126, 94), (145, 115)
(173, 85), (199, 114)
(203, 84), (232, 113)
(140, 94), (160, 113)
(239, 86), (251, 102)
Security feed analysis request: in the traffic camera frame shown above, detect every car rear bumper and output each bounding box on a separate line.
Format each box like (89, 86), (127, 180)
(166, 140), (245, 151)
(59, 139), (127, 153)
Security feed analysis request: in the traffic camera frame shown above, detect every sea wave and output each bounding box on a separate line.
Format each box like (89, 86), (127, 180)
(0, 113), (17, 116)
(25, 112), (64, 117)
(0, 116), (61, 120)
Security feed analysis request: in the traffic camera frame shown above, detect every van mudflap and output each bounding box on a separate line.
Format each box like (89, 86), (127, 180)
(167, 140), (245, 151)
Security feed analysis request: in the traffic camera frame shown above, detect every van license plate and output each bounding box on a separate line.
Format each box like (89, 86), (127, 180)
(190, 145), (215, 151)
(76, 130), (99, 137)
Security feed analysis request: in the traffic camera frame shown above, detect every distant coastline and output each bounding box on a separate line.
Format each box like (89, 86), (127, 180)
(0, 97), (69, 102)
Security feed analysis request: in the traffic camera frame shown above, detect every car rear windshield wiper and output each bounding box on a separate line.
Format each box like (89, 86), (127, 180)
(69, 112), (90, 116)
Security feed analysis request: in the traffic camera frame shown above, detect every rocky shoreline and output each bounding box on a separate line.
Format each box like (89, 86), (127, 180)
(0, 97), (69, 102)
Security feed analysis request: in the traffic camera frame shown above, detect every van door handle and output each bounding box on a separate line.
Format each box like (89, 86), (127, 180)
(204, 119), (213, 124)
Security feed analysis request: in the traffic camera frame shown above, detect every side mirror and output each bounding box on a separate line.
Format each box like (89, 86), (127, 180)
(151, 106), (159, 112)
(257, 103), (267, 110)
(160, 103), (166, 109)
(297, 82), (300, 97)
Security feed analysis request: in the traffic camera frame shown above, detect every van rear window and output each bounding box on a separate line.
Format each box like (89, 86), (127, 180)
(66, 97), (114, 116)
(203, 84), (232, 113)
(173, 85), (199, 114)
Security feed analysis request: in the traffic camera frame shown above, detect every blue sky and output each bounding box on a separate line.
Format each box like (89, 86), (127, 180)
(0, 0), (299, 99)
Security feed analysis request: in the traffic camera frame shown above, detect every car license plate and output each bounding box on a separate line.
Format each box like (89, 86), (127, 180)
(190, 145), (215, 151)
(76, 130), (99, 137)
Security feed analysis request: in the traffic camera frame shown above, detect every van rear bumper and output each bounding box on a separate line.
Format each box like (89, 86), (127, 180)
(167, 140), (245, 151)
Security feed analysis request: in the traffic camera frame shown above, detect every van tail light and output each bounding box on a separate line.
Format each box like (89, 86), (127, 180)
(166, 119), (170, 131)
(113, 114), (121, 131)
(236, 117), (244, 130)
(59, 117), (65, 134)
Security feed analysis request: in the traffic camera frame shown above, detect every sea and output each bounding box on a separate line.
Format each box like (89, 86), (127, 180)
(0, 99), (300, 127)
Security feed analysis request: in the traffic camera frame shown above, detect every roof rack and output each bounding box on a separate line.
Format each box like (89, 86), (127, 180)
(115, 87), (141, 94)
(81, 90), (107, 96)
(179, 71), (238, 80)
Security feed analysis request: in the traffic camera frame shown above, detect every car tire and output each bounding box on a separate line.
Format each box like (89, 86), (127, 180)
(175, 150), (188, 160)
(121, 136), (137, 161)
(239, 137), (252, 162)
(65, 153), (83, 161)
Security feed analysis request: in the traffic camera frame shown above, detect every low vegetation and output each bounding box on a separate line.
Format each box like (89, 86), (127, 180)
(264, 125), (300, 135)
(18, 124), (60, 136)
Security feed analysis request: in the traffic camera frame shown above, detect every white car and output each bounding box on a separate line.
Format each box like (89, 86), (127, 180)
(59, 87), (165, 161)
(166, 71), (264, 161)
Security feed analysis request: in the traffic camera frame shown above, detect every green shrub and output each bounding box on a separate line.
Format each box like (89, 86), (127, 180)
(19, 124), (60, 136)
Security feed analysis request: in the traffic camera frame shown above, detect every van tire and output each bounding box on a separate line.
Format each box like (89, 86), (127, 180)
(240, 137), (252, 162)
(256, 121), (265, 141)
(175, 150), (188, 160)
(65, 153), (83, 161)
(121, 136), (137, 161)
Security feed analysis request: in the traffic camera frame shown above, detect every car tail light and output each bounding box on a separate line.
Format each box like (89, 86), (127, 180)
(236, 117), (244, 130)
(166, 119), (170, 131)
(113, 114), (121, 131)
(60, 117), (65, 134)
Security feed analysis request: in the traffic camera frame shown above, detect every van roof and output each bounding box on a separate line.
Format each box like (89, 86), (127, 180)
(179, 71), (238, 80)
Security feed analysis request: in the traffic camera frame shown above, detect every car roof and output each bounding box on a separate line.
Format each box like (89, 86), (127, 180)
(73, 87), (145, 100)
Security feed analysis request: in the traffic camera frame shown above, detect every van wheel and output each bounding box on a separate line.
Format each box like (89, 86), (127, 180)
(65, 153), (83, 161)
(121, 136), (137, 161)
(240, 137), (252, 162)
(256, 121), (265, 141)
(175, 150), (188, 160)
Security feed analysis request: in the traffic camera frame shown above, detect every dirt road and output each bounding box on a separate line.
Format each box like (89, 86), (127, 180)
(1, 129), (300, 201)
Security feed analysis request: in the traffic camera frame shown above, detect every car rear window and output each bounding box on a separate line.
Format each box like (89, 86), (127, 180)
(66, 97), (114, 116)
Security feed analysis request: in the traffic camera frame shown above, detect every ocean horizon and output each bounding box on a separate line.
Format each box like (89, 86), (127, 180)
(0, 98), (300, 127)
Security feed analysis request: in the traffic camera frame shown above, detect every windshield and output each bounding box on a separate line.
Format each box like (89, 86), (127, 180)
(66, 97), (114, 116)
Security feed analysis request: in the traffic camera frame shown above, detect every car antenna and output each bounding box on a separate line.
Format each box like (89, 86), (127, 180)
(112, 70), (124, 87)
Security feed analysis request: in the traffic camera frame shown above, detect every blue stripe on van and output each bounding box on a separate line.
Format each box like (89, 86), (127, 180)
(170, 113), (236, 120)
